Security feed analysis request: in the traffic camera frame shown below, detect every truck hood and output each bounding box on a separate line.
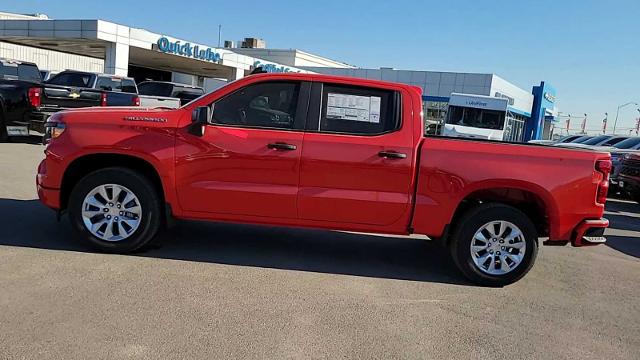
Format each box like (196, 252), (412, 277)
(56, 106), (184, 127)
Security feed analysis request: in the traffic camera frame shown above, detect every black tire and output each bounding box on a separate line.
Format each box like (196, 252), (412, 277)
(449, 203), (538, 287)
(0, 112), (8, 142)
(68, 167), (162, 253)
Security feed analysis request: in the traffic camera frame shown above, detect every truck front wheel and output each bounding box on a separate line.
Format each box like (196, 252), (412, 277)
(449, 203), (538, 287)
(68, 167), (162, 253)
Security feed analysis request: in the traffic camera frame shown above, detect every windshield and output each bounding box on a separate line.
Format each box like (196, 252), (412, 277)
(613, 137), (640, 149)
(582, 135), (612, 145)
(47, 72), (94, 88)
(571, 136), (592, 143)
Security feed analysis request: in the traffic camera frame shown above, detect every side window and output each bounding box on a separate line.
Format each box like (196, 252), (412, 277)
(212, 81), (300, 130)
(96, 77), (122, 91)
(121, 79), (137, 93)
(18, 64), (42, 83)
(319, 84), (399, 135)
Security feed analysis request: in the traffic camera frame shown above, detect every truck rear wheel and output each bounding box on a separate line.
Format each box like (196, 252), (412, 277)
(68, 167), (162, 253)
(449, 203), (538, 287)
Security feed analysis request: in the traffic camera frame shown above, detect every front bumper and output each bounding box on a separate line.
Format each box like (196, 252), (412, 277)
(571, 218), (609, 247)
(36, 159), (60, 210)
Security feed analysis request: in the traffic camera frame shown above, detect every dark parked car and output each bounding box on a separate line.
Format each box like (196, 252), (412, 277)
(618, 153), (640, 203)
(0, 58), (44, 139)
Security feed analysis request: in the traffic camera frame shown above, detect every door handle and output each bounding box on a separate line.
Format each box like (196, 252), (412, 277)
(267, 142), (297, 151)
(378, 150), (407, 159)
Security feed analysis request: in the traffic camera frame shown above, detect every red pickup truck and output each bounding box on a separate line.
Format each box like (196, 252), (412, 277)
(37, 73), (611, 286)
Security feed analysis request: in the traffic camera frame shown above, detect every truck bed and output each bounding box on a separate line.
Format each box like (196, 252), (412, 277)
(411, 136), (609, 241)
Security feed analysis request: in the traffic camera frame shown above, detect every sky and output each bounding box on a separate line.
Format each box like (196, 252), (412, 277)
(2, 0), (639, 131)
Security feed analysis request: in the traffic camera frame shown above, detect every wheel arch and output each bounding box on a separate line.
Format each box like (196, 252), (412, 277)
(446, 181), (558, 244)
(60, 153), (167, 213)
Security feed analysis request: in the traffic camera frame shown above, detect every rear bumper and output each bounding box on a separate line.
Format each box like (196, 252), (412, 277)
(571, 218), (609, 247)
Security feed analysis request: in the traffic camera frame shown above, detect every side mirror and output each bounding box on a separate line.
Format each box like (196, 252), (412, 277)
(192, 106), (211, 124)
(189, 106), (211, 136)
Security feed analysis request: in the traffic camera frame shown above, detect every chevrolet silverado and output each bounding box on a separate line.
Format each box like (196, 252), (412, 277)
(37, 73), (611, 286)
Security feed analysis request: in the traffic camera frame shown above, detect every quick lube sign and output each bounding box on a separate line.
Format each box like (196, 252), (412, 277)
(156, 37), (221, 62)
(252, 60), (298, 73)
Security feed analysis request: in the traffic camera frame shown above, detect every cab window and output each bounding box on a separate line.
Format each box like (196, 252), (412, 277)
(314, 84), (400, 135)
(212, 82), (301, 130)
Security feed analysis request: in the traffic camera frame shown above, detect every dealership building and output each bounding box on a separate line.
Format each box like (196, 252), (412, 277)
(0, 11), (557, 141)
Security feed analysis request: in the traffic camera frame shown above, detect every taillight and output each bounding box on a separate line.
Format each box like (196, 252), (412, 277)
(595, 159), (612, 204)
(28, 87), (42, 107)
(132, 95), (140, 106)
(100, 92), (108, 106)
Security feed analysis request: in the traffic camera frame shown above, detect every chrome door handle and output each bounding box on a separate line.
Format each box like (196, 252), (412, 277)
(378, 151), (407, 159)
(267, 142), (297, 151)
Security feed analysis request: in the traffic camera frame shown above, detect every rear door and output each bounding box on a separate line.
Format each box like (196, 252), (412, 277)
(298, 82), (416, 227)
(175, 80), (310, 219)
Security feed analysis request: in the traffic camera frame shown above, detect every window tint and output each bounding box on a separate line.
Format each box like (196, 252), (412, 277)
(96, 77), (123, 91)
(138, 82), (173, 97)
(17, 64), (42, 83)
(121, 79), (137, 93)
(212, 82), (300, 129)
(47, 72), (93, 87)
(319, 84), (399, 135)
(614, 137), (640, 149)
(571, 136), (592, 143)
(601, 137), (626, 146)
(446, 105), (506, 130)
(582, 135), (611, 145)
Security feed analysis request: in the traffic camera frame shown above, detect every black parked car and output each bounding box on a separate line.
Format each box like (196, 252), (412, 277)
(618, 153), (640, 203)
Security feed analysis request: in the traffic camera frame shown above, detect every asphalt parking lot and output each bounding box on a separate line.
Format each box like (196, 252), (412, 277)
(1, 138), (639, 359)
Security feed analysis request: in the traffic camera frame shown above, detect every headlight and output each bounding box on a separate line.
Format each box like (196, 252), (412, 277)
(44, 114), (66, 144)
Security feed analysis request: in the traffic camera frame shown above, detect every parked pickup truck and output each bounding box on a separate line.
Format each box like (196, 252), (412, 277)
(137, 81), (205, 108)
(1, 65), (144, 140)
(0, 58), (44, 139)
(36, 73), (611, 286)
(43, 70), (141, 109)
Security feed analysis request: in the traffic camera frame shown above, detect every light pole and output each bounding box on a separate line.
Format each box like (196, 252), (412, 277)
(612, 102), (638, 134)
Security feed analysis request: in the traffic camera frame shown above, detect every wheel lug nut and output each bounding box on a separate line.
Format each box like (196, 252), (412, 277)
(496, 251), (501, 255)
(501, 246), (505, 250)
(499, 240), (504, 243)
(117, 204), (121, 208)
(109, 203), (114, 207)
(114, 216), (119, 221)
(509, 240), (513, 244)
(119, 211), (123, 216)
(489, 250), (493, 253)
(106, 215), (111, 219)
(103, 208), (109, 212)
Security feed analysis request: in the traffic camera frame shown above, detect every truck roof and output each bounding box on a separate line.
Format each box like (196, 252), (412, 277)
(248, 72), (423, 95)
(0, 57), (38, 67)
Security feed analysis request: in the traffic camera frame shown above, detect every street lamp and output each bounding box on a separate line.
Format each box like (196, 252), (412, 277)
(612, 101), (639, 134)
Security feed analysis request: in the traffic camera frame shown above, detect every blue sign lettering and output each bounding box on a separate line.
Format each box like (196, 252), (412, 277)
(156, 37), (220, 62)
(253, 61), (299, 73)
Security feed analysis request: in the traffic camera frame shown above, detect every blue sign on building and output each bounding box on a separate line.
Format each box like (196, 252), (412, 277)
(252, 60), (298, 73)
(156, 37), (221, 62)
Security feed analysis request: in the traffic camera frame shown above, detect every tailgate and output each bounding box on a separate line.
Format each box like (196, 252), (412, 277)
(41, 85), (101, 110)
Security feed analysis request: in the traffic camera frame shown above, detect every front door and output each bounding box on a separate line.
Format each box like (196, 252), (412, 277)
(175, 81), (310, 219)
(298, 82), (416, 227)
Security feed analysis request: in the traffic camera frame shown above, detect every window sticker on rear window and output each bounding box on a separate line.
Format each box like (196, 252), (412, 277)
(326, 93), (381, 123)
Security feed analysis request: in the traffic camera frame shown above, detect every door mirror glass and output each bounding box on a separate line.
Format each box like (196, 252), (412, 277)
(189, 106), (211, 136)
(192, 106), (211, 124)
